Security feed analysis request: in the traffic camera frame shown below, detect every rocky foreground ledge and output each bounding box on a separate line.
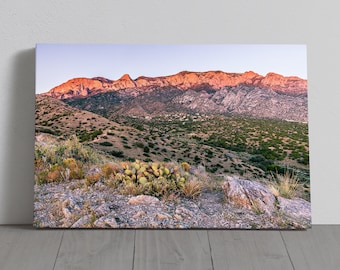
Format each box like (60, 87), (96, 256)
(34, 176), (311, 229)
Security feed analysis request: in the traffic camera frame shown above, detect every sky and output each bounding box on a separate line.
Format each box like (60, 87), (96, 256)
(36, 44), (307, 94)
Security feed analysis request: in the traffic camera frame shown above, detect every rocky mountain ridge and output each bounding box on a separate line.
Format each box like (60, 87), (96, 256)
(64, 84), (308, 122)
(45, 70), (307, 100)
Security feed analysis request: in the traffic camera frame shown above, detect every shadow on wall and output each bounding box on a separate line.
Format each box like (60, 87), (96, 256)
(3, 49), (35, 224)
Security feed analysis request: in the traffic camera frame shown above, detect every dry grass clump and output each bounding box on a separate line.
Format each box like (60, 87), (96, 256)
(191, 165), (219, 191)
(269, 171), (306, 199)
(181, 179), (203, 199)
(119, 182), (144, 196)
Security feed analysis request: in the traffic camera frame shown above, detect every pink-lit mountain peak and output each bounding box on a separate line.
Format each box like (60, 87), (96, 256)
(119, 73), (133, 81)
(46, 70), (307, 99)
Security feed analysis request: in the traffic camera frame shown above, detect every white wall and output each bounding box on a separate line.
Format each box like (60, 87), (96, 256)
(0, 0), (339, 224)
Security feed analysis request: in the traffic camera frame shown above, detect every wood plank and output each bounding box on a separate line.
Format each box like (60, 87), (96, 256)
(54, 229), (135, 270)
(134, 230), (212, 270)
(0, 225), (63, 270)
(209, 230), (294, 270)
(281, 225), (340, 269)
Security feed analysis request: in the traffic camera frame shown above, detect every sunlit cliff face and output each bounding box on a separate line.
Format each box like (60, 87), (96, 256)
(46, 70), (307, 100)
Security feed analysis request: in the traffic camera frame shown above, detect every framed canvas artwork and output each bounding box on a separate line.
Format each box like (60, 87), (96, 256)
(34, 44), (311, 229)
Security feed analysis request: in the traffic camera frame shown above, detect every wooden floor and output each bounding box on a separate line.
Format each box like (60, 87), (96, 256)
(0, 226), (339, 269)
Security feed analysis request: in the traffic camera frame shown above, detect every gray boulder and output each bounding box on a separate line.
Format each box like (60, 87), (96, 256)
(222, 176), (276, 215)
(277, 197), (311, 225)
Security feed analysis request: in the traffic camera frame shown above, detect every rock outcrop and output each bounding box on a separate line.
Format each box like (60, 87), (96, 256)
(222, 176), (276, 215)
(277, 197), (311, 225)
(222, 176), (311, 225)
(128, 195), (160, 205)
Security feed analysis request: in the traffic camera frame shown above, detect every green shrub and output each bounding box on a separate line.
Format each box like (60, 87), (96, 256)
(99, 141), (113, 147)
(134, 142), (144, 148)
(109, 150), (124, 158)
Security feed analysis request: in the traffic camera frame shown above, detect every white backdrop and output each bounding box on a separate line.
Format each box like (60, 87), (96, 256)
(0, 0), (339, 224)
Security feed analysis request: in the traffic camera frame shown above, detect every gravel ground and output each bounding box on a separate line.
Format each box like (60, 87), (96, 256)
(34, 179), (304, 229)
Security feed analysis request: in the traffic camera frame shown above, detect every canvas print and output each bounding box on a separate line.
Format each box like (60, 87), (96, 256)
(34, 44), (311, 229)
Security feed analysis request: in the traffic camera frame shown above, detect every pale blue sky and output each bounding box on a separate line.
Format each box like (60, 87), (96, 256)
(36, 44), (307, 94)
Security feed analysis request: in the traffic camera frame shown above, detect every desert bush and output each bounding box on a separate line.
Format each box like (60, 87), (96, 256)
(101, 163), (120, 178)
(120, 182), (143, 196)
(36, 127), (56, 135)
(36, 170), (49, 185)
(99, 141), (113, 146)
(61, 135), (99, 164)
(147, 142), (155, 148)
(47, 164), (62, 182)
(205, 149), (213, 158)
(134, 142), (144, 148)
(248, 154), (285, 173)
(206, 166), (218, 173)
(63, 158), (84, 179)
(194, 155), (201, 163)
(181, 162), (191, 172)
(109, 150), (124, 158)
(34, 135), (105, 185)
(85, 173), (101, 186)
(36, 164), (63, 184)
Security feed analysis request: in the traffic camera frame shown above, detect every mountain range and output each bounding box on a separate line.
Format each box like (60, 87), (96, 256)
(44, 70), (308, 122)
